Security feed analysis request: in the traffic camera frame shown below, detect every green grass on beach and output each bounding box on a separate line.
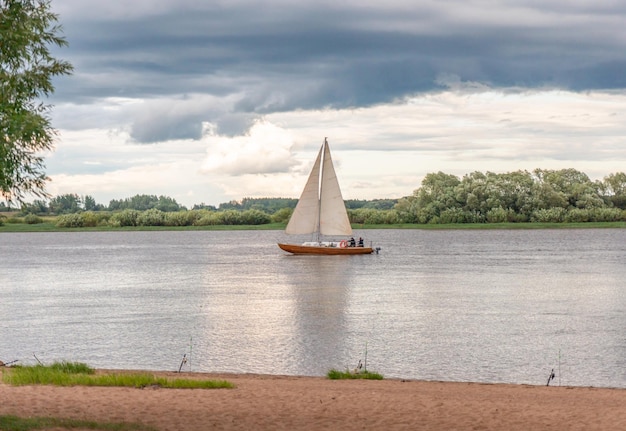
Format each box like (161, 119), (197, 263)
(1, 361), (234, 389)
(0, 362), (231, 430)
(0, 415), (156, 431)
(327, 369), (384, 380)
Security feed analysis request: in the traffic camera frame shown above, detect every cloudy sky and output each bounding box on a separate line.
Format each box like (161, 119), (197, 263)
(43, 0), (626, 208)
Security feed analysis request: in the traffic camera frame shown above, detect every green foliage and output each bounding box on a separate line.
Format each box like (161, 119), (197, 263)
(137, 208), (166, 226)
(0, 0), (73, 203)
(531, 207), (567, 223)
(345, 198), (398, 210)
(349, 208), (400, 224)
(49, 360), (94, 374)
(602, 172), (626, 209)
(396, 169), (626, 224)
(5, 216), (23, 223)
(108, 194), (184, 212)
(80, 211), (102, 227)
(83, 194), (105, 211)
(49, 193), (81, 214)
(193, 210), (222, 226)
(218, 209), (243, 225)
(109, 209), (141, 227)
(3, 167), (626, 227)
(271, 207), (293, 223)
(19, 198), (48, 214)
(239, 208), (271, 225)
(22, 213), (42, 224)
(2, 361), (233, 389)
(164, 210), (200, 226)
(54, 211), (108, 228)
(0, 415), (156, 431)
(327, 369), (384, 380)
(55, 213), (83, 227)
(218, 197), (297, 213)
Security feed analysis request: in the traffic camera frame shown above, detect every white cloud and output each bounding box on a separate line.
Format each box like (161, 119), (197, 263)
(201, 121), (298, 175)
(44, 88), (626, 208)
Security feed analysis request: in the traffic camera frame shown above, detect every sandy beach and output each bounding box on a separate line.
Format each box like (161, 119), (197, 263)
(1, 370), (625, 430)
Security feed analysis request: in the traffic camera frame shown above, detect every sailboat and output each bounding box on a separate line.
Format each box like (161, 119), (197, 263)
(278, 138), (378, 255)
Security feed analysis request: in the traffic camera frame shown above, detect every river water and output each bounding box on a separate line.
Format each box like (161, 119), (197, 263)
(1, 228), (625, 388)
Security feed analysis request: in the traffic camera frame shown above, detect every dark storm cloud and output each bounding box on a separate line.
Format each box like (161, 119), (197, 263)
(50, 1), (626, 142)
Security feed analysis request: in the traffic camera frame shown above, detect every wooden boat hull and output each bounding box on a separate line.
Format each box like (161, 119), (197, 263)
(278, 243), (374, 255)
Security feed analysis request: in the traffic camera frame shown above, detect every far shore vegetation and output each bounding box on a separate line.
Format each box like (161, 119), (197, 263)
(2, 169), (626, 231)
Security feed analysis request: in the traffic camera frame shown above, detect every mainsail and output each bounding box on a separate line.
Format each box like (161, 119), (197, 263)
(285, 139), (353, 237)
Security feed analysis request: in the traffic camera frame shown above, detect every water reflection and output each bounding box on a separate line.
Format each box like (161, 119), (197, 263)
(282, 255), (355, 374)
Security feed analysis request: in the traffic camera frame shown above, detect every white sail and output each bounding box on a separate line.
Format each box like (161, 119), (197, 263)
(319, 142), (352, 236)
(285, 139), (352, 236)
(285, 144), (322, 234)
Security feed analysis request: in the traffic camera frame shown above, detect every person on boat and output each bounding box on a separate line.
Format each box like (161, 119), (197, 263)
(349, 237), (356, 247)
(358, 237), (364, 247)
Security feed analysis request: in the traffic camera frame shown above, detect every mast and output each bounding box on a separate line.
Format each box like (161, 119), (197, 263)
(316, 138), (328, 242)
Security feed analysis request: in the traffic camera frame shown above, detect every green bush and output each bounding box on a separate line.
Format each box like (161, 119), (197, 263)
(193, 211), (221, 226)
(165, 210), (201, 226)
(217, 210), (243, 225)
(80, 211), (100, 227)
(23, 214), (44, 224)
(55, 213), (83, 228)
(349, 208), (400, 224)
(531, 207), (567, 222)
(271, 207), (293, 223)
(137, 208), (166, 226)
(589, 207), (626, 222)
(486, 207), (509, 223)
(239, 209), (271, 225)
(109, 209), (140, 227)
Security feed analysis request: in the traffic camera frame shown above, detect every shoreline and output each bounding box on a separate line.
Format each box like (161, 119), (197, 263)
(2, 370), (625, 430)
(1, 221), (626, 233)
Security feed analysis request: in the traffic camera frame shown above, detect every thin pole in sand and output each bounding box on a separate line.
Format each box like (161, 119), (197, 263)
(364, 342), (368, 372)
(546, 368), (555, 386)
(178, 354), (187, 373)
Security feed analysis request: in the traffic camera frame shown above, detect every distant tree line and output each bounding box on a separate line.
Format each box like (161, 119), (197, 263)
(2, 169), (626, 227)
(394, 169), (626, 223)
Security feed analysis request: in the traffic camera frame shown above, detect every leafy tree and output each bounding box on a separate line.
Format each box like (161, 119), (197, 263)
(0, 0), (73, 204)
(49, 193), (81, 214)
(217, 197), (297, 213)
(271, 207), (293, 223)
(406, 172), (461, 223)
(192, 202), (217, 211)
(83, 195), (98, 211)
(20, 197), (48, 214)
(602, 172), (626, 209)
(108, 194), (183, 212)
(155, 195), (183, 212)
